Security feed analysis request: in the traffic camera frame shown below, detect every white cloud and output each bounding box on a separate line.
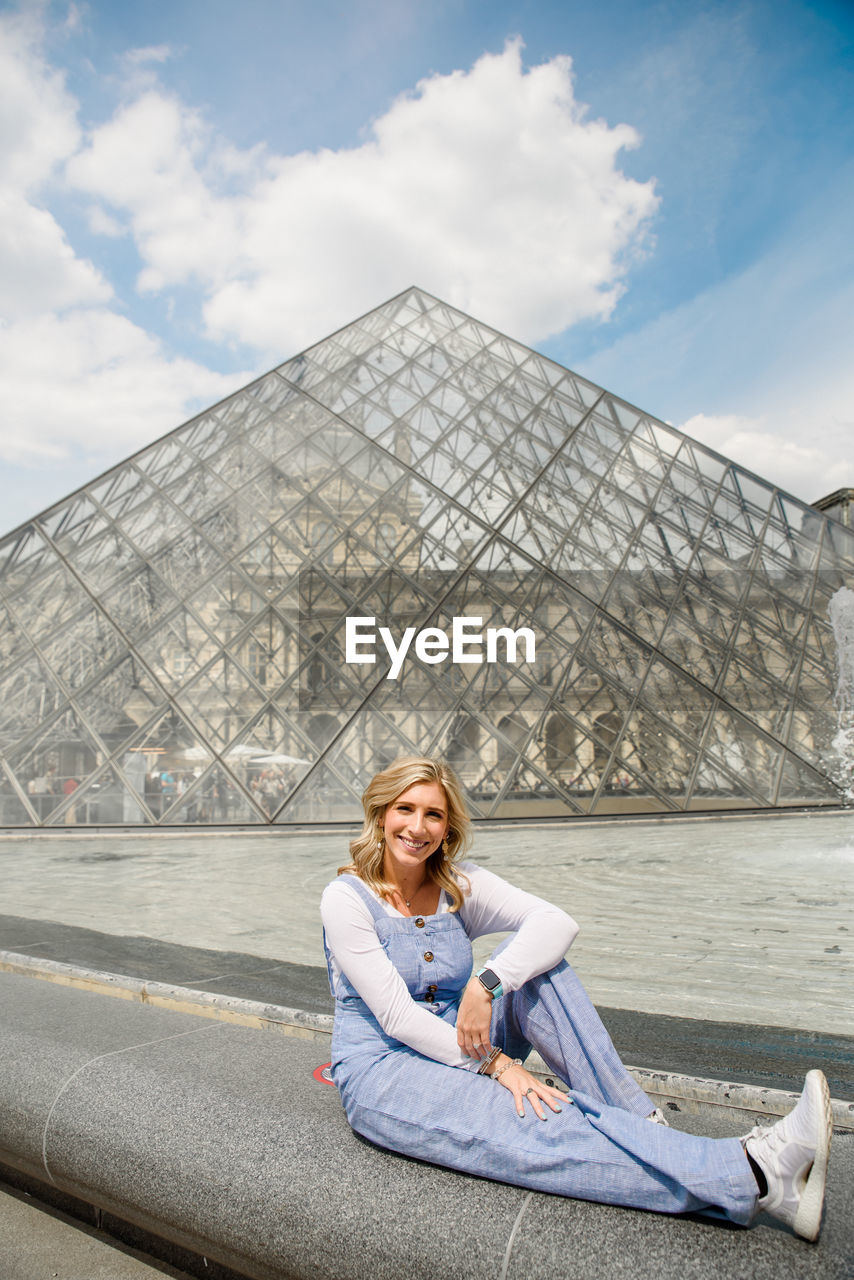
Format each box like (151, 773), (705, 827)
(0, 307), (245, 464)
(69, 89), (245, 293)
(85, 204), (125, 238)
(0, 10), (250, 467)
(68, 39), (659, 356)
(0, 191), (111, 317)
(0, 9), (111, 318)
(123, 44), (172, 67)
(0, 8), (79, 190)
(677, 413), (850, 505)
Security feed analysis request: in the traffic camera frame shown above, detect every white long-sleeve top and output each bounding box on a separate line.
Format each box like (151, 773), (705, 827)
(321, 861), (578, 1070)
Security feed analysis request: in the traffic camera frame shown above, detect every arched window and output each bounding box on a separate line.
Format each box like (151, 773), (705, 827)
(545, 712), (576, 778)
(446, 716), (480, 769)
(376, 521), (398, 558)
(307, 632), (327, 694)
(310, 521), (336, 566)
(497, 714), (527, 771)
(307, 713), (339, 751)
(592, 710), (622, 776)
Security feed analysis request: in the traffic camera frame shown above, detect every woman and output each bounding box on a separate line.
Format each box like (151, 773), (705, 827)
(321, 756), (832, 1240)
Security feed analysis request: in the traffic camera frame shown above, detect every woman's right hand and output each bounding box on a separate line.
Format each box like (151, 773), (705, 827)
(484, 1054), (567, 1120)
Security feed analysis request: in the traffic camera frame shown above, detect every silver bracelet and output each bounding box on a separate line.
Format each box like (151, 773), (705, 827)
(491, 1057), (522, 1083)
(476, 1046), (502, 1075)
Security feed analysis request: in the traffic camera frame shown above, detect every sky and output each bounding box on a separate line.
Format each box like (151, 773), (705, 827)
(0, 0), (852, 538)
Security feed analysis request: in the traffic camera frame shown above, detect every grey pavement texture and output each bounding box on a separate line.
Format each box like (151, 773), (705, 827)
(2, 912), (853, 1098)
(0, 971), (852, 1280)
(0, 1182), (195, 1280)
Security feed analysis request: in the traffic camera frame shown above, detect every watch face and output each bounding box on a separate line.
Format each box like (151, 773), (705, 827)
(480, 968), (500, 991)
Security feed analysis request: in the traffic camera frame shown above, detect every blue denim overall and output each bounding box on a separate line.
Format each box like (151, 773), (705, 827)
(325, 875), (757, 1223)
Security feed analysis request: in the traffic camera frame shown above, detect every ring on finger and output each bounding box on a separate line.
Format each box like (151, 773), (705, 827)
(524, 1087), (535, 1097)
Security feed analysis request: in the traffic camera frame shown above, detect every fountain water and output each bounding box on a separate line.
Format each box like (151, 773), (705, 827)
(829, 585), (854, 803)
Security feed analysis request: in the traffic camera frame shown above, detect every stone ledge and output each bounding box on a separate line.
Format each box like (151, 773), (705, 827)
(2, 948), (852, 1132)
(1, 971), (852, 1280)
(0, 947), (333, 1039)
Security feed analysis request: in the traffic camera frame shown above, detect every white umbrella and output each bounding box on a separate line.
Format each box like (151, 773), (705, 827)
(225, 744), (260, 757)
(174, 745), (211, 761)
(250, 752), (311, 766)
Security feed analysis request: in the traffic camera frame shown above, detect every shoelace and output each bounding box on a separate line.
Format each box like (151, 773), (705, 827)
(741, 1123), (772, 1144)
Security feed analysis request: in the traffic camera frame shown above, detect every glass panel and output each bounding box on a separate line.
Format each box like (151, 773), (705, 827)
(0, 762), (37, 825)
(4, 710), (104, 823)
(640, 658), (715, 750)
(135, 606), (219, 693)
(97, 562), (182, 639)
(703, 706), (782, 805)
(580, 612), (652, 697)
(785, 697), (835, 771)
(658, 584), (740, 683)
(491, 757), (582, 818)
(0, 597), (37, 670)
(135, 434), (203, 489)
(48, 761), (151, 826)
(0, 652), (69, 749)
(36, 604), (128, 695)
(227, 609), (299, 690)
(777, 753), (843, 805)
(74, 656), (164, 755)
(88, 465), (154, 527)
(688, 755), (756, 807)
(599, 574), (670, 649)
(789, 664), (838, 757)
(511, 703), (596, 815)
(607, 701), (695, 808)
(0, 526), (57, 599)
(274, 745), (376, 825)
(63, 519), (144, 597)
(158, 761), (259, 825)
(224, 708), (315, 810)
(175, 656), (266, 752)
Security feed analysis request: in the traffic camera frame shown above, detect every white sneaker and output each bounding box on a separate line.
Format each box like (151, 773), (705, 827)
(743, 1069), (832, 1241)
(647, 1107), (670, 1126)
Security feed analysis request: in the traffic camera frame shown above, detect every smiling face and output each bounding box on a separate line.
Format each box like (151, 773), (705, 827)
(382, 780), (449, 877)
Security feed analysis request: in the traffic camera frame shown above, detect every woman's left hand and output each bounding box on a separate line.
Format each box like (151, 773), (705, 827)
(456, 975), (495, 1060)
(488, 1057), (567, 1120)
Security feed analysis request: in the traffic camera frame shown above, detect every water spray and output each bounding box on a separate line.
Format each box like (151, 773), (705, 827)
(828, 585), (854, 804)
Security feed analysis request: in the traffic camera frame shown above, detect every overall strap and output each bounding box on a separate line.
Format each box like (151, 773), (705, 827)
(336, 873), (390, 922)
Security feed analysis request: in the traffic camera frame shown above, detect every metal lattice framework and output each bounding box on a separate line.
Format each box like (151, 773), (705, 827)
(1, 287), (852, 825)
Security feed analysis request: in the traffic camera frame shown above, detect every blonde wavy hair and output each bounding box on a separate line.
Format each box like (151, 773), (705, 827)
(338, 756), (472, 911)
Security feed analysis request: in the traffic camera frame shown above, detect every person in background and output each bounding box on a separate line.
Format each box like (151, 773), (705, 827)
(62, 775), (79, 824)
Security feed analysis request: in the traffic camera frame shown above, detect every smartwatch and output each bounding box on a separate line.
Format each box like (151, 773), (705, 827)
(475, 967), (504, 999)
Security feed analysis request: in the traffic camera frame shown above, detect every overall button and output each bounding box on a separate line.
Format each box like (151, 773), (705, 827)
(423, 993), (435, 1003)
(426, 984), (438, 993)
(423, 951), (434, 962)
(414, 917), (425, 928)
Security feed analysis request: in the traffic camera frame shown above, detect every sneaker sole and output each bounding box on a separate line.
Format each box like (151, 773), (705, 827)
(793, 1069), (833, 1242)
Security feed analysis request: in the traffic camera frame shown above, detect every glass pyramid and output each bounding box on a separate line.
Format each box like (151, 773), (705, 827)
(1, 287), (852, 826)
